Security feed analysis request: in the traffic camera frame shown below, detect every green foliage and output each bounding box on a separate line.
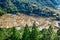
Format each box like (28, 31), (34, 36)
(6, 0), (17, 13)
(0, 25), (60, 40)
(41, 28), (49, 40)
(9, 27), (20, 40)
(22, 24), (30, 40)
(48, 26), (56, 40)
(57, 28), (60, 40)
(57, 28), (60, 35)
(0, 0), (59, 20)
(5, 28), (13, 40)
(0, 28), (7, 40)
(30, 23), (40, 40)
(41, 26), (56, 40)
(0, 9), (6, 16)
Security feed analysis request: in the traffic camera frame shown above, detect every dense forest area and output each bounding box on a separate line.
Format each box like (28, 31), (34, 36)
(0, 23), (60, 40)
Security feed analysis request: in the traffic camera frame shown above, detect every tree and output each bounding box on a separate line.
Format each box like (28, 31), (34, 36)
(57, 28), (60, 40)
(0, 28), (7, 40)
(30, 23), (40, 40)
(9, 27), (20, 40)
(0, 8), (6, 16)
(41, 26), (56, 40)
(41, 28), (49, 40)
(22, 24), (30, 40)
(48, 26), (56, 40)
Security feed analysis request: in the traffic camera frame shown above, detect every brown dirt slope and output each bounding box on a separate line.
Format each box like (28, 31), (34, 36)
(0, 13), (55, 28)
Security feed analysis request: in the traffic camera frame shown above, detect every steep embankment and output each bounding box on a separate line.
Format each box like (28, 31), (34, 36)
(0, 13), (55, 28)
(0, 0), (60, 28)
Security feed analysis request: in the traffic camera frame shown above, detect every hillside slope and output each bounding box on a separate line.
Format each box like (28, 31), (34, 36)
(0, 13), (57, 28)
(0, 0), (60, 18)
(0, 0), (60, 28)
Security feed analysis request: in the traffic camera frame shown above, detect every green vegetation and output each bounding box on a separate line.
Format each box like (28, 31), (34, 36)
(0, 8), (6, 16)
(9, 27), (20, 40)
(1, 0), (60, 18)
(30, 23), (40, 40)
(0, 24), (60, 40)
(0, 28), (7, 40)
(22, 24), (30, 40)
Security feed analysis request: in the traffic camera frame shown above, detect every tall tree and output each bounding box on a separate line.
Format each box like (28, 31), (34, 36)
(57, 28), (60, 40)
(30, 23), (40, 40)
(0, 28), (7, 40)
(42, 26), (56, 40)
(48, 26), (56, 40)
(41, 28), (49, 40)
(22, 24), (30, 40)
(9, 27), (20, 40)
